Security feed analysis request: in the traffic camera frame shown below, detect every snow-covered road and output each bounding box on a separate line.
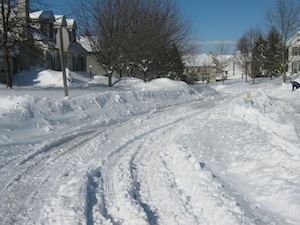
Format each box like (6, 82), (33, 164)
(1, 73), (300, 225)
(1, 95), (222, 224)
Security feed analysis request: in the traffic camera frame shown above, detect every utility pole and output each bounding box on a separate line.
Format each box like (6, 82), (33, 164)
(58, 27), (68, 97)
(57, 27), (70, 97)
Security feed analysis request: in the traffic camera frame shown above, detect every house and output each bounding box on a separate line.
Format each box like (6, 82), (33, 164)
(28, 6), (87, 72)
(0, 0), (87, 84)
(77, 36), (107, 76)
(214, 52), (244, 81)
(183, 53), (217, 83)
(26, 9), (56, 71)
(55, 16), (86, 71)
(287, 31), (300, 74)
(183, 51), (245, 84)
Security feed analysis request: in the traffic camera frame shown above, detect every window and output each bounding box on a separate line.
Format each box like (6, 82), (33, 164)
(233, 62), (235, 76)
(49, 24), (53, 39)
(293, 47), (299, 56)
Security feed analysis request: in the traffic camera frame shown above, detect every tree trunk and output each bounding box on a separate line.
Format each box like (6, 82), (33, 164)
(282, 53), (287, 83)
(245, 63), (248, 83)
(4, 52), (12, 88)
(108, 73), (112, 87)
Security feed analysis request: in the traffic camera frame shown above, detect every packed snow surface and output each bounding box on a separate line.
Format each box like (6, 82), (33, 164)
(0, 68), (300, 225)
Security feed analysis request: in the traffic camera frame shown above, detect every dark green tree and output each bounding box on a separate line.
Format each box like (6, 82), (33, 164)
(266, 0), (300, 82)
(265, 27), (282, 79)
(252, 34), (267, 84)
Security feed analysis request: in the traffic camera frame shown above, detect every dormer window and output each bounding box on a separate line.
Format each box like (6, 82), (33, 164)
(293, 47), (299, 56)
(41, 23), (53, 39)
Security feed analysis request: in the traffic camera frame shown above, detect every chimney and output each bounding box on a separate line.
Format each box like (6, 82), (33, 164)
(209, 52), (214, 65)
(18, 0), (29, 28)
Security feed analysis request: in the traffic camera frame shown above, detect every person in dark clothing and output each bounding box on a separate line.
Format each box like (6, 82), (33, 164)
(290, 81), (300, 91)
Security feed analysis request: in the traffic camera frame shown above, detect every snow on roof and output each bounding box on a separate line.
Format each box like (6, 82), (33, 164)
(54, 15), (66, 27)
(184, 54), (216, 67)
(67, 41), (88, 54)
(30, 10), (55, 21)
(215, 54), (234, 61)
(66, 19), (76, 30)
(77, 36), (94, 52)
(287, 31), (300, 46)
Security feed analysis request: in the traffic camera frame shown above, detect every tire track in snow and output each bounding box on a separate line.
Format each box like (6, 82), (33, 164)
(0, 127), (105, 224)
(97, 95), (272, 224)
(86, 168), (118, 225)
(0, 115), (152, 224)
(81, 101), (217, 224)
(129, 152), (159, 225)
(98, 101), (217, 224)
(0, 97), (220, 224)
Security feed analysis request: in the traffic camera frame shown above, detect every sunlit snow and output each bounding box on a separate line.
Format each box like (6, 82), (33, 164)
(0, 67), (300, 225)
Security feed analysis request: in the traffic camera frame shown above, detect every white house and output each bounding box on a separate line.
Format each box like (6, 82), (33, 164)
(183, 51), (245, 83)
(287, 31), (300, 74)
(183, 53), (216, 83)
(215, 52), (244, 81)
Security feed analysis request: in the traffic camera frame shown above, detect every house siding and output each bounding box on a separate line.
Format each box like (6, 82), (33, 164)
(184, 66), (216, 83)
(287, 32), (300, 74)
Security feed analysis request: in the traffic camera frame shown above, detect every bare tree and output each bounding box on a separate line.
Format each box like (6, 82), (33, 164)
(70, 0), (192, 86)
(266, 0), (300, 82)
(236, 28), (261, 83)
(214, 41), (232, 84)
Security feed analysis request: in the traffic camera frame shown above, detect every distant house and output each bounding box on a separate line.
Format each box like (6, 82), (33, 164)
(0, 0), (87, 84)
(183, 52), (244, 83)
(183, 53), (216, 83)
(287, 31), (300, 74)
(214, 52), (244, 81)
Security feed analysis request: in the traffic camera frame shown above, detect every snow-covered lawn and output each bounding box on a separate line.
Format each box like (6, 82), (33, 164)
(0, 68), (300, 224)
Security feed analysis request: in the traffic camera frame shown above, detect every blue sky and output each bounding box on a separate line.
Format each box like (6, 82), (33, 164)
(177, 0), (274, 53)
(49, 0), (274, 53)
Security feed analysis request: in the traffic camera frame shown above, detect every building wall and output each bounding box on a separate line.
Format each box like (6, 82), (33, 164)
(288, 34), (300, 74)
(184, 66), (216, 83)
(86, 55), (106, 75)
(287, 32), (300, 74)
(221, 60), (244, 80)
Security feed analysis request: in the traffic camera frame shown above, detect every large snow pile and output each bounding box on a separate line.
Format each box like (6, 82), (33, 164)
(0, 68), (300, 224)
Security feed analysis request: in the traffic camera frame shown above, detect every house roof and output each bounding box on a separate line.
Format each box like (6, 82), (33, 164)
(54, 15), (67, 27)
(77, 36), (94, 52)
(184, 54), (216, 67)
(287, 31), (300, 46)
(215, 54), (234, 61)
(30, 10), (55, 22)
(67, 41), (88, 55)
(66, 19), (77, 30)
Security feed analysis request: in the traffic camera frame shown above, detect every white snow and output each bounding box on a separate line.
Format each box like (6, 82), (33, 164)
(1, 68), (300, 225)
